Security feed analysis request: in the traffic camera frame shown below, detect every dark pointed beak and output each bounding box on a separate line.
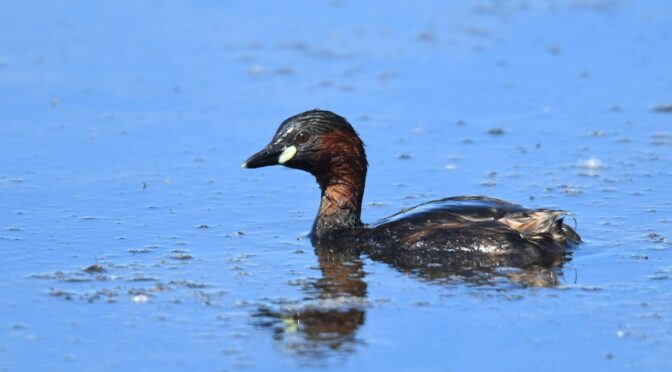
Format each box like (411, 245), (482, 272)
(242, 144), (282, 169)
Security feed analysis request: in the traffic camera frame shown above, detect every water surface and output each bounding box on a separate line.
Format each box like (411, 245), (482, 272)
(1, 1), (671, 370)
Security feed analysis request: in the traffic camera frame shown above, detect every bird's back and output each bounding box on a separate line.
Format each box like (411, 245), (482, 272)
(363, 196), (580, 268)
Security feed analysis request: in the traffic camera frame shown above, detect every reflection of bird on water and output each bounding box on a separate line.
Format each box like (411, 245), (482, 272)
(253, 242), (569, 358)
(253, 247), (366, 356)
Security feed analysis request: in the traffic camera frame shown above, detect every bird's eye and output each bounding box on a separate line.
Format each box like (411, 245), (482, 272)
(295, 131), (311, 144)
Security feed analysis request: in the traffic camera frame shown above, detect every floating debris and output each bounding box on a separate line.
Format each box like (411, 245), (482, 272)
(171, 253), (193, 260)
(547, 45), (562, 55)
(128, 247), (153, 254)
(417, 31), (435, 42)
(379, 71), (397, 82)
(274, 67), (295, 76)
(653, 103), (672, 113)
(168, 280), (208, 289)
(83, 264), (106, 274)
(651, 132), (671, 146)
(83, 290), (118, 303)
(127, 276), (158, 282)
(480, 179), (497, 187)
(488, 127), (504, 135)
(559, 184), (583, 196)
(49, 288), (74, 300)
(648, 232), (670, 245)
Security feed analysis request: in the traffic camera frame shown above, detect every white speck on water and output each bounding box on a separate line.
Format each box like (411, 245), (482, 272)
(481, 179), (497, 187)
(578, 158), (605, 170)
(132, 294), (149, 304)
(247, 65), (265, 75)
(444, 164), (457, 171)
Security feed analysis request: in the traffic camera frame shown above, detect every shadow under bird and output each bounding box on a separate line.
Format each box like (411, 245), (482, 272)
(243, 110), (580, 279)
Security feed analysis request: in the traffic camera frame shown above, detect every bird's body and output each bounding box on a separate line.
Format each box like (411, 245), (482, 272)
(243, 110), (580, 272)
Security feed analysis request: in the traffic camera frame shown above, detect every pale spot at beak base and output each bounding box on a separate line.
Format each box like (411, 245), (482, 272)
(278, 145), (297, 164)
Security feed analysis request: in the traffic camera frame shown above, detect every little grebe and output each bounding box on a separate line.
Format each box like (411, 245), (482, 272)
(243, 110), (580, 261)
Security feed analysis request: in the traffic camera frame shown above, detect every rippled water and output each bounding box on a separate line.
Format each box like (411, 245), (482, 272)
(1, 1), (671, 370)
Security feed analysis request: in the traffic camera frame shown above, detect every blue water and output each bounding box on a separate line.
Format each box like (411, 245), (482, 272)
(1, 0), (671, 370)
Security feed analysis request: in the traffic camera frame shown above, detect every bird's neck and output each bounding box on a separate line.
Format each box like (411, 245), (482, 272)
(312, 163), (366, 238)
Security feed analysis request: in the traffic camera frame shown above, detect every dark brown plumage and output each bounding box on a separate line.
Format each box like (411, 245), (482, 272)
(243, 109), (580, 276)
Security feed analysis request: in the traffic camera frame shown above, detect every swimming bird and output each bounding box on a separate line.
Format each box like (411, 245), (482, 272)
(243, 110), (580, 268)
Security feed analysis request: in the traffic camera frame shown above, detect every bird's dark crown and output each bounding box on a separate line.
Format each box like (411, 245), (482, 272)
(276, 109), (356, 137)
